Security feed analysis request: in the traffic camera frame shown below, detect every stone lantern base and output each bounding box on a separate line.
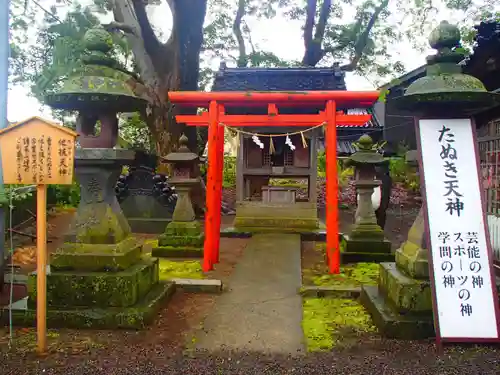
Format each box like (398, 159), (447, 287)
(3, 149), (175, 329)
(152, 221), (204, 258)
(360, 208), (435, 339)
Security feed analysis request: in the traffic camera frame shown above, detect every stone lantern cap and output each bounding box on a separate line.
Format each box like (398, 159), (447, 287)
(347, 134), (387, 167)
(45, 26), (147, 112)
(163, 134), (200, 164)
(392, 20), (500, 116)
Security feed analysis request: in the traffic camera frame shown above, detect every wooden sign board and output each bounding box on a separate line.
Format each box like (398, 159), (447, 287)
(0, 116), (77, 185)
(418, 118), (500, 342)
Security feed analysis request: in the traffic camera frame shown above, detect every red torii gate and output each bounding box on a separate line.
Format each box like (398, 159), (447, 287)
(168, 91), (380, 274)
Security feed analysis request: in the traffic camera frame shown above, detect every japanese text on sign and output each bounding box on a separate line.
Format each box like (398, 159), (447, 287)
(419, 118), (499, 340)
(13, 134), (74, 185)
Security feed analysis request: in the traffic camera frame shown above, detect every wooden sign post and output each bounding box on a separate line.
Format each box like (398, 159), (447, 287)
(0, 116), (77, 354)
(418, 118), (500, 346)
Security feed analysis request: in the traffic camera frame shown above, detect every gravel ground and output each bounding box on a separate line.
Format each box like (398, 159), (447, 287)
(2, 341), (500, 374)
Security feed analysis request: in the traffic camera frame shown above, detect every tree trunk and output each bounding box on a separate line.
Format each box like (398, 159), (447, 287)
(112, 0), (208, 160)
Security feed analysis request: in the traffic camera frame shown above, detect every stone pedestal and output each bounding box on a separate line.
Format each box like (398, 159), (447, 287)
(360, 207), (435, 339)
(8, 149), (175, 329)
(344, 180), (392, 263)
(232, 201), (321, 234)
(152, 184), (204, 258)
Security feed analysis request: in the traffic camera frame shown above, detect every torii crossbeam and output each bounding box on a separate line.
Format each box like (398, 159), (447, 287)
(168, 90), (380, 274)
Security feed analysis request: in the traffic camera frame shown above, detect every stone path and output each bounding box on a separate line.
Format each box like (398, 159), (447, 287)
(194, 233), (305, 354)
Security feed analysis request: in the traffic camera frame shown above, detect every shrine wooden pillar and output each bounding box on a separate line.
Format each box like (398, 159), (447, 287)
(325, 100), (340, 273)
(204, 100), (219, 271)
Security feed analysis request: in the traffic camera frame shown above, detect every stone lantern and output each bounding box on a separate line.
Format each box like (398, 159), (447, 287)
(152, 134), (204, 258)
(344, 134), (392, 261)
(29, 26), (174, 329)
(360, 21), (500, 339)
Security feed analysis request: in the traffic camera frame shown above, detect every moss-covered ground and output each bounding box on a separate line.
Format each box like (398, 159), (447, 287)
(158, 259), (204, 280)
(302, 298), (376, 352)
(302, 243), (379, 287)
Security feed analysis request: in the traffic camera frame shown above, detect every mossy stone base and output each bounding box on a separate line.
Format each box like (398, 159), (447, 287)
(2, 281), (176, 329)
(341, 251), (394, 264)
(152, 246), (203, 258)
(360, 285), (434, 339)
(28, 258), (159, 308)
(164, 221), (201, 236)
(378, 262), (432, 314)
(349, 223), (386, 241)
(395, 242), (429, 279)
(51, 237), (142, 272)
(158, 233), (204, 248)
(344, 236), (392, 254)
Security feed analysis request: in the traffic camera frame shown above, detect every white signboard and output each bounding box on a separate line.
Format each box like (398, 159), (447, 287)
(419, 118), (500, 341)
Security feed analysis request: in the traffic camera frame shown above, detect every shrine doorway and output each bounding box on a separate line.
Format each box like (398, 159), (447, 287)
(167, 91), (379, 273)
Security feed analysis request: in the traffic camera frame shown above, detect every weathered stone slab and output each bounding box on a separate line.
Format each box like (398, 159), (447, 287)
(299, 285), (361, 299)
(28, 258), (159, 308)
(234, 201), (319, 230)
(172, 278), (223, 293)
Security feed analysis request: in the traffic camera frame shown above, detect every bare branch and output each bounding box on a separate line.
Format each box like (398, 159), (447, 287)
(233, 0), (247, 67)
(340, 0), (390, 72)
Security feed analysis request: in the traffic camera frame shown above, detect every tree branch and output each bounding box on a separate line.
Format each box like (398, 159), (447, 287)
(340, 0), (389, 72)
(233, 0), (247, 67)
(102, 21), (138, 35)
(303, 0), (317, 53)
(131, 0), (167, 58)
(302, 0), (331, 66)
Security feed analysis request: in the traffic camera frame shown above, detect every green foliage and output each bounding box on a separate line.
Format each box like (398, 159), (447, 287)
(389, 157), (420, 192)
(223, 156), (237, 188)
(317, 152), (353, 187)
(5, 184), (34, 202)
(49, 181), (81, 207)
(302, 298), (376, 352)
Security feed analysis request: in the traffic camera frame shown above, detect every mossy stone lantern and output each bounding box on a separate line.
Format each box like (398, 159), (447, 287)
(45, 26), (147, 148)
(152, 134), (205, 258)
(390, 20), (500, 278)
(344, 134), (392, 261)
(358, 21), (500, 340)
(24, 29), (174, 330)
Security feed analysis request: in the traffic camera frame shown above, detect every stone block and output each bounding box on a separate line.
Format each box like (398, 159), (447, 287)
(344, 236), (392, 254)
(234, 201), (319, 230)
(341, 251), (394, 264)
(51, 237), (142, 272)
(158, 233), (204, 248)
(395, 242), (429, 279)
(28, 258), (159, 308)
(151, 246), (203, 258)
(2, 281), (176, 329)
(164, 221), (202, 237)
(360, 285), (434, 339)
(172, 278), (223, 293)
(378, 262), (433, 314)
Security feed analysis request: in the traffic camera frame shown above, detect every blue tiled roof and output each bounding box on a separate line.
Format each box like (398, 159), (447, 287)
(212, 65), (346, 92)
